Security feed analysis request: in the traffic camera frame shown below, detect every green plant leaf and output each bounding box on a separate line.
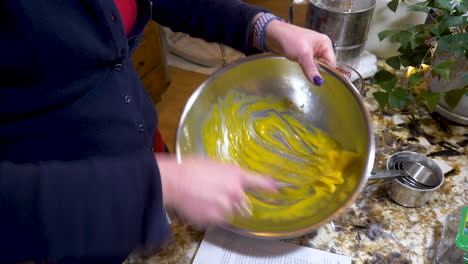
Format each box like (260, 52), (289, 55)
(388, 93), (400, 108)
(408, 24), (426, 34)
(438, 15), (465, 37)
(407, 3), (430, 13)
(437, 35), (450, 52)
(389, 88), (414, 109)
(383, 78), (399, 91)
(373, 69), (396, 83)
(398, 47), (430, 66)
(411, 32), (429, 49)
(401, 24), (413, 30)
(444, 89), (466, 109)
(441, 15), (464, 28)
(372, 70), (399, 91)
(448, 40), (463, 56)
(408, 71), (424, 88)
(457, 1), (468, 12)
(392, 88), (411, 97)
(415, 32), (431, 44)
(390, 31), (401, 43)
(437, 18), (452, 35)
(399, 31), (412, 49)
(414, 50), (430, 66)
(373, 91), (389, 109)
(435, 0), (452, 10)
(378, 30), (394, 41)
(428, 24), (440, 36)
(422, 91), (442, 112)
(400, 56), (410, 67)
(438, 33), (468, 57)
(463, 73), (468, 83)
(386, 56), (401, 70)
(431, 59), (454, 80)
(387, 0), (400, 12)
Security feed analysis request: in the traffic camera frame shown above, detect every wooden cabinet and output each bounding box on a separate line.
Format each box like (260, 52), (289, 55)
(132, 21), (170, 104)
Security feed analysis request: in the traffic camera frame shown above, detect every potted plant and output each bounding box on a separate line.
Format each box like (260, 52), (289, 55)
(371, 0), (467, 122)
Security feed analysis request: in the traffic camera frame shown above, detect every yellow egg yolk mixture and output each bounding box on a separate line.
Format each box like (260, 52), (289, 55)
(201, 90), (361, 223)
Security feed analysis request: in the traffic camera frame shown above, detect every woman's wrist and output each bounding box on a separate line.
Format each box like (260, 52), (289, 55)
(263, 19), (285, 54)
(249, 12), (285, 52)
(154, 153), (179, 208)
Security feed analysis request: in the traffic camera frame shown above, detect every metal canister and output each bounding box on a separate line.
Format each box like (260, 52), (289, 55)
(290, 0), (376, 64)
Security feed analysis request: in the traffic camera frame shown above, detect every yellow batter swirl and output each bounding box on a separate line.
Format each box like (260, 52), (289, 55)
(202, 90), (360, 223)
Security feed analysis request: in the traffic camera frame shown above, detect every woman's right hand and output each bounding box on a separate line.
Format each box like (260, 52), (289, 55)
(263, 18), (336, 86)
(155, 154), (278, 228)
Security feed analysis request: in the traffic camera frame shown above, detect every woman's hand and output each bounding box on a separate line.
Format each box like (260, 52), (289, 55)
(155, 154), (278, 228)
(264, 19), (336, 86)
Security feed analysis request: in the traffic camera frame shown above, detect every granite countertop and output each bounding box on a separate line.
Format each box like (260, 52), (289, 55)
(127, 66), (467, 264)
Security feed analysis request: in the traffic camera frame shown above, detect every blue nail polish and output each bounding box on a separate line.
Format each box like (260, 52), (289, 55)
(313, 76), (324, 86)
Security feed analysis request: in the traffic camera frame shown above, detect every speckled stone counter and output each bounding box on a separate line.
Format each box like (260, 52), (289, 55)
(127, 72), (467, 264)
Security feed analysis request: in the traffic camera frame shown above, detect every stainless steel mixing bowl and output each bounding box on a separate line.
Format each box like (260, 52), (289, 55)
(175, 54), (375, 239)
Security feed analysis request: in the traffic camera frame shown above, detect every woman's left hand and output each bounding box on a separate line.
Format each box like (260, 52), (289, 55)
(263, 19), (336, 86)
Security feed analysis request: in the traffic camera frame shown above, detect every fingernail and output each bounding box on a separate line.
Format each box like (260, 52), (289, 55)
(313, 76), (324, 86)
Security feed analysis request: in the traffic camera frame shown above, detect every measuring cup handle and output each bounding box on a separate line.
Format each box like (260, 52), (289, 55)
(367, 170), (406, 186)
(288, 0), (307, 24)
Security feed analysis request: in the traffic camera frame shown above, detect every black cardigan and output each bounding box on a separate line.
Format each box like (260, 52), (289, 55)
(0, 0), (265, 262)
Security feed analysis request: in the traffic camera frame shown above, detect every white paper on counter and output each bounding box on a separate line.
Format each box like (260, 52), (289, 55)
(192, 229), (351, 264)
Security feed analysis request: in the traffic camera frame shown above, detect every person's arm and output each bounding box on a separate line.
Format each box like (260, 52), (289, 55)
(0, 151), (169, 262)
(151, 0), (266, 54)
(156, 154), (278, 228)
(151, 0), (335, 86)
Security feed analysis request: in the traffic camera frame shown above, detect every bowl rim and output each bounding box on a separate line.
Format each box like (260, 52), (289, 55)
(174, 53), (375, 239)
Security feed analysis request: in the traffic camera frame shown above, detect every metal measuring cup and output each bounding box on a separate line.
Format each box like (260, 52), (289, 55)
(382, 151), (444, 207)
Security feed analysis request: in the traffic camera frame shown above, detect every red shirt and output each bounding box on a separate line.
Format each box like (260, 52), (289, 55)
(114, 0), (137, 35)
